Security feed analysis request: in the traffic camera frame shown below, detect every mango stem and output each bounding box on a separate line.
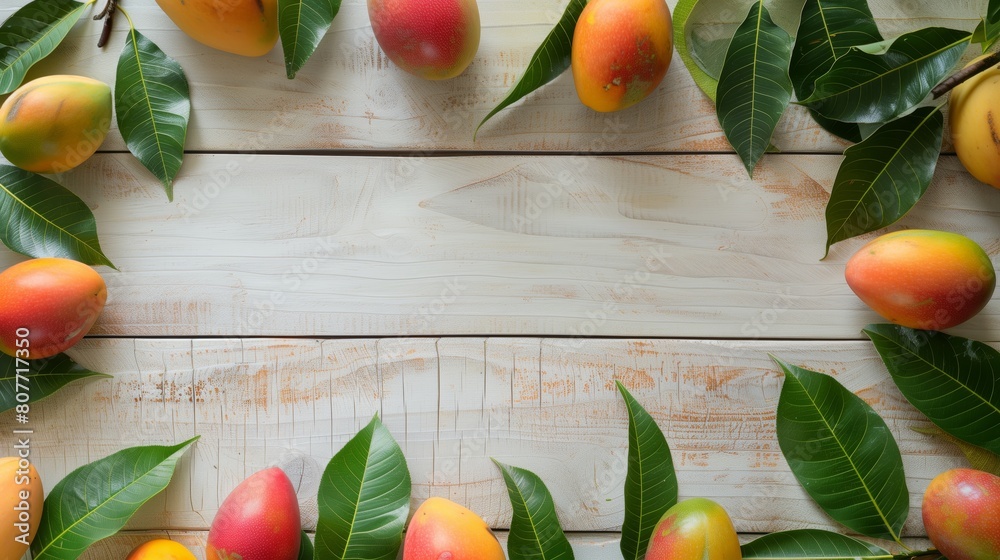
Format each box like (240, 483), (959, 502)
(94, 0), (117, 48)
(931, 51), (1000, 98)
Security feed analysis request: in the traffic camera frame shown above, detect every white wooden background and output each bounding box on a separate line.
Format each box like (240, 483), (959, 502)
(0, 0), (994, 557)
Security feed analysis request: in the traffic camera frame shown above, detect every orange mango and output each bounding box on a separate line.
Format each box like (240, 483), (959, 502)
(845, 230), (995, 330)
(571, 0), (673, 112)
(368, 0), (481, 80)
(155, 0), (278, 57)
(923, 468), (1000, 560)
(0, 75), (111, 174)
(0, 258), (107, 360)
(127, 539), (198, 560)
(402, 497), (504, 560)
(206, 467), (301, 560)
(645, 498), (741, 560)
(0, 457), (43, 559)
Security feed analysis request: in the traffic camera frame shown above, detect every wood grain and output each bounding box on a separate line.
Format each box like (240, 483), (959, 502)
(1, 153), (997, 339)
(0, 0), (980, 154)
(2, 337), (970, 536)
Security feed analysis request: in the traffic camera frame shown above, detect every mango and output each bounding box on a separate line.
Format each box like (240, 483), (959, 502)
(0, 456), (44, 559)
(571, 0), (673, 112)
(949, 57), (1000, 188)
(0, 75), (111, 174)
(155, 0), (278, 57)
(206, 467), (301, 560)
(127, 539), (197, 560)
(845, 230), (995, 330)
(368, 0), (480, 80)
(0, 258), (107, 360)
(645, 498), (741, 560)
(922, 468), (1000, 560)
(402, 496), (504, 560)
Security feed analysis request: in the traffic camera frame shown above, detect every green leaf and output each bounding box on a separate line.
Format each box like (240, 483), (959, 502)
(494, 460), (574, 560)
(674, 0), (718, 101)
(0, 353), (110, 413)
(278, 0), (341, 79)
(864, 324), (1000, 456)
(976, 0), (1000, 51)
(772, 356), (908, 542)
(298, 530), (314, 560)
(800, 27), (971, 123)
(716, 1), (794, 177)
(0, 0), (90, 94)
(314, 415), (411, 560)
(0, 165), (115, 268)
(31, 437), (199, 560)
(616, 380), (677, 560)
(823, 106), (944, 256)
(475, 0), (586, 137)
(116, 27), (190, 201)
(914, 426), (1000, 477)
(790, 0), (882, 142)
(741, 529), (891, 559)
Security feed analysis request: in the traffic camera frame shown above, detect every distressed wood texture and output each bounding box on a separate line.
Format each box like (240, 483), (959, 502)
(3, 337), (969, 536)
(1, 152), (997, 339)
(1, 0), (981, 153)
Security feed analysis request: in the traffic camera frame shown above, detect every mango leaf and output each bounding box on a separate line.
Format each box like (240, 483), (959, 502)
(864, 324), (1000, 455)
(278, 0), (341, 79)
(0, 165), (115, 268)
(116, 27), (190, 201)
(823, 106), (944, 256)
(674, 0), (718, 101)
(31, 437), (199, 560)
(616, 380), (677, 560)
(0, 0), (90, 94)
(314, 414), (411, 560)
(741, 529), (891, 559)
(800, 27), (971, 123)
(772, 356), (908, 542)
(974, 0), (1000, 51)
(716, 1), (794, 177)
(494, 460), (574, 560)
(298, 530), (314, 560)
(0, 352), (110, 413)
(914, 426), (1000, 477)
(475, 0), (586, 136)
(790, 0), (882, 142)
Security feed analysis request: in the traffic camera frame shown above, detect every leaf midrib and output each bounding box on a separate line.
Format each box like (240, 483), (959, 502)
(623, 392), (645, 560)
(505, 465), (555, 560)
(127, 27), (171, 186)
(332, 425), (373, 560)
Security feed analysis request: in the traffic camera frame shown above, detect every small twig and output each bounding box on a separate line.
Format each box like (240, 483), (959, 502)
(932, 51), (1000, 98)
(95, 0), (117, 48)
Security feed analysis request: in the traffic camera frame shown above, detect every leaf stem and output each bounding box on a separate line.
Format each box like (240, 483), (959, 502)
(931, 51), (1000, 98)
(94, 0), (117, 48)
(893, 549), (944, 560)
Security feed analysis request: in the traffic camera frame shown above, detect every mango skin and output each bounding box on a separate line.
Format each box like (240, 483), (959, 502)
(206, 467), (301, 560)
(845, 230), (995, 330)
(155, 0), (278, 57)
(0, 258), (107, 360)
(127, 539), (198, 560)
(402, 496), (504, 560)
(0, 456), (44, 560)
(645, 498), (741, 560)
(368, 0), (481, 80)
(571, 0), (673, 112)
(922, 468), (1000, 560)
(0, 75), (111, 174)
(949, 57), (1000, 188)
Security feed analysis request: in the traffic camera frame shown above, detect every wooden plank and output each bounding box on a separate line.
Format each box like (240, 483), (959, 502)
(0, 1), (979, 153)
(2, 153), (998, 339)
(2, 338), (970, 536)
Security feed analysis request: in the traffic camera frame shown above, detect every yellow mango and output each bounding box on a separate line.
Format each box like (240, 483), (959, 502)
(155, 0), (279, 57)
(950, 57), (1000, 188)
(0, 456), (44, 559)
(0, 75), (111, 174)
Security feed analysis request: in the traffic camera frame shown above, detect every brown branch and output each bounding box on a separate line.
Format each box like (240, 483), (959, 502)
(95, 0), (117, 48)
(932, 51), (1000, 98)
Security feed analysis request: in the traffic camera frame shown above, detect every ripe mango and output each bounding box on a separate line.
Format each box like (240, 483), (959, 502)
(0, 258), (107, 360)
(922, 468), (1000, 560)
(645, 498), (741, 560)
(571, 0), (673, 112)
(0, 75), (111, 174)
(155, 0), (278, 57)
(127, 539), (197, 560)
(0, 456), (44, 559)
(845, 230), (995, 330)
(368, 0), (480, 80)
(206, 467), (301, 560)
(949, 57), (1000, 188)
(402, 496), (504, 560)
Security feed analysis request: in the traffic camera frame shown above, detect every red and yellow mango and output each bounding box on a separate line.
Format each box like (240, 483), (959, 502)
(206, 467), (302, 560)
(127, 539), (198, 560)
(645, 498), (741, 560)
(0, 456), (44, 560)
(923, 468), (1000, 560)
(368, 0), (481, 80)
(155, 0), (279, 57)
(402, 497), (504, 560)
